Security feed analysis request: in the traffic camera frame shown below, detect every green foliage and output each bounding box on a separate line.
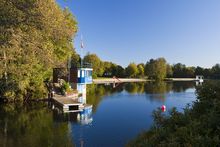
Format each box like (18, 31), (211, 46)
(128, 81), (220, 146)
(59, 80), (76, 95)
(60, 81), (70, 95)
(172, 63), (195, 78)
(83, 53), (126, 78)
(137, 64), (145, 78)
(102, 61), (125, 78)
(71, 51), (80, 67)
(102, 61), (115, 77)
(0, 0), (77, 101)
(166, 64), (173, 78)
(83, 53), (104, 78)
(125, 63), (138, 78)
(211, 64), (220, 79)
(145, 58), (167, 81)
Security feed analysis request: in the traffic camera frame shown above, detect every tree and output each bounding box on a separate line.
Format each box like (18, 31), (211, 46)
(211, 64), (220, 79)
(145, 58), (167, 81)
(166, 64), (173, 78)
(103, 61), (114, 77)
(195, 66), (204, 75)
(185, 67), (195, 78)
(137, 64), (145, 78)
(172, 63), (186, 78)
(0, 0), (77, 101)
(125, 63), (138, 78)
(172, 63), (196, 78)
(114, 65), (125, 78)
(71, 52), (80, 68)
(83, 53), (104, 78)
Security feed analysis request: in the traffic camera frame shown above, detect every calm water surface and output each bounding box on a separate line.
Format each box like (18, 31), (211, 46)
(0, 82), (197, 147)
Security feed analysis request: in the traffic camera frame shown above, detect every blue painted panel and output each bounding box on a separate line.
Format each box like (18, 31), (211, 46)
(77, 68), (93, 84)
(77, 77), (85, 83)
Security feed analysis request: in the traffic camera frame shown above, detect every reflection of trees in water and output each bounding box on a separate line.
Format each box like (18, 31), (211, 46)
(144, 81), (195, 101)
(86, 84), (124, 112)
(86, 82), (195, 111)
(144, 82), (172, 94)
(124, 83), (145, 94)
(144, 81), (195, 94)
(171, 81), (195, 92)
(0, 104), (73, 147)
(144, 82), (172, 102)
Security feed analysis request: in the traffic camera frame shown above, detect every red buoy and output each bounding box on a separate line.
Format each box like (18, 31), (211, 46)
(161, 105), (166, 112)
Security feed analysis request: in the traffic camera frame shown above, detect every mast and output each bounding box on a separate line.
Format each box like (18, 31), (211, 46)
(80, 34), (84, 68)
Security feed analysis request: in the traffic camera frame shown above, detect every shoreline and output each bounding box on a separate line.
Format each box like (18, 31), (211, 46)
(93, 78), (198, 84)
(165, 78), (196, 81)
(93, 78), (149, 84)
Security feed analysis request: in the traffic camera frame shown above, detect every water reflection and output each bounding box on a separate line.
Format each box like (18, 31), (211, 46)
(51, 95), (93, 125)
(0, 103), (74, 147)
(124, 82), (145, 94)
(0, 81), (197, 147)
(86, 81), (195, 110)
(172, 81), (195, 92)
(53, 108), (93, 125)
(74, 81), (197, 146)
(51, 81), (195, 121)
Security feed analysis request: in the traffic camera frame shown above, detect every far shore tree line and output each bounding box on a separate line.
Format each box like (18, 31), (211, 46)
(81, 53), (220, 80)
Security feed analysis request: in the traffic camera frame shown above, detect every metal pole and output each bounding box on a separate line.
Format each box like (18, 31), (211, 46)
(80, 35), (83, 68)
(81, 49), (83, 68)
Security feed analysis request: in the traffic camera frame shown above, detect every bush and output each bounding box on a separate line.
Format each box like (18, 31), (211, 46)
(128, 81), (220, 146)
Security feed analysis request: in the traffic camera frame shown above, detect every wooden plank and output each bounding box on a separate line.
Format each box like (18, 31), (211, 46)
(52, 94), (85, 112)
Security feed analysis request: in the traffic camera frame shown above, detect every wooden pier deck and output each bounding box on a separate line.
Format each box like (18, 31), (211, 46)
(52, 94), (85, 113)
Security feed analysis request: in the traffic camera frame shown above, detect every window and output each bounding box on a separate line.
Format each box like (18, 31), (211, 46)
(78, 70), (80, 78)
(82, 70), (84, 77)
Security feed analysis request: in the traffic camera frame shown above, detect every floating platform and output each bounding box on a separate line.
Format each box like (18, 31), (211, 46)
(52, 94), (91, 113)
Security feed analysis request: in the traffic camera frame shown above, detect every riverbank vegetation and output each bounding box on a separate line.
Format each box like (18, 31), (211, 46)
(0, 0), (78, 101)
(128, 81), (220, 146)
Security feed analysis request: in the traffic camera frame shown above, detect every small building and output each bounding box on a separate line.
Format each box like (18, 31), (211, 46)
(76, 68), (93, 84)
(196, 75), (204, 82)
(53, 67), (93, 84)
(53, 67), (93, 98)
(51, 66), (93, 112)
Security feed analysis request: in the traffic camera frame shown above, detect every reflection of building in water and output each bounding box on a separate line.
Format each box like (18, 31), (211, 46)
(52, 102), (93, 125)
(195, 75), (204, 86)
(196, 81), (203, 86)
(77, 105), (93, 125)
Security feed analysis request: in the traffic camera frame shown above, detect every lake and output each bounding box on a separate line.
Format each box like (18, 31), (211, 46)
(0, 81), (197, 147)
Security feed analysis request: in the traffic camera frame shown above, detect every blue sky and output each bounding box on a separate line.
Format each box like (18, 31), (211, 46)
(57, 0), (220, 68)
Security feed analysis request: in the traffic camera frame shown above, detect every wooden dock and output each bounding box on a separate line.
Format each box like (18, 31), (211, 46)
(52, 94), (90, 113)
